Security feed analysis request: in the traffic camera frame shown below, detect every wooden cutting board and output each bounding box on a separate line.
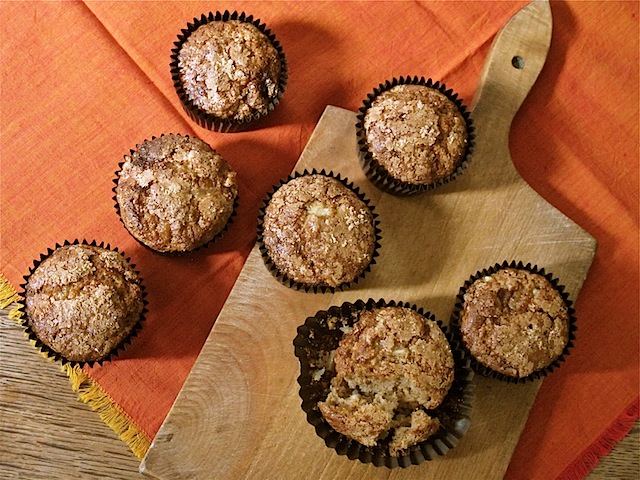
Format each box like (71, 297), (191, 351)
(141, 1), (597, 478)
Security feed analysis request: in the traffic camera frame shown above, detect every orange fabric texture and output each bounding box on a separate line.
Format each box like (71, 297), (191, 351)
(1, 1), (638, 478)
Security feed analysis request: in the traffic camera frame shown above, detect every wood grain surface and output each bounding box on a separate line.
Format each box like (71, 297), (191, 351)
(138, 3), (599, 478)
(138, 104), (595, 479)
(0, 309), (640, 480)
(1, 305), (636, 480)
(0, 307), (141, 480)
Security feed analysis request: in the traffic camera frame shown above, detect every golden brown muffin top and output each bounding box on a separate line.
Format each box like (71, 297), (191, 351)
(262, 174), (376, 288)
(459, 267), (570, 378)
(318, 306), (454, 454)
(178, 20), (282, 121)
(363, 84), (467, 185)
(333, 307), (454, 408)
(25, 244), (143, 362)
(116, 134), (237, 253)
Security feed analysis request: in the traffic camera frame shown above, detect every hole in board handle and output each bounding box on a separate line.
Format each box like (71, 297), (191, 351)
(512, 55), (525, 69)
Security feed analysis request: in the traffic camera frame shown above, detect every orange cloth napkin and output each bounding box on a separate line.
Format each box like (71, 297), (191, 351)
(1, 1), (637, 478)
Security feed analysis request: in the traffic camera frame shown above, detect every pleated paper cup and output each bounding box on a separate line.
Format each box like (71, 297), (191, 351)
(294, 299), (475, 467)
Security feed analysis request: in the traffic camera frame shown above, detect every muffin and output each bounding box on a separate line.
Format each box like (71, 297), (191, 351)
(452, 263), (574, 381)
(115, 134), (238, 254)
(258, 172), (379, 292)
(171, 11), (287, 131)
(294, 299), (474, 467)
(319, 306), (454, 456)
(22, 242), (145, 365)
(357, 76), (473, 195)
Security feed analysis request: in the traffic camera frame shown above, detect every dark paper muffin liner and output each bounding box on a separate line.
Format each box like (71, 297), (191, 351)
(356, 76), (474, 196)
(450, 260), (577, 384)
(113, 133), (239, 256)
(18, 239), (148, 368)
(294, 298), (475, 467)
(170, 10), (288, 132)
(257, 169), (382, 293)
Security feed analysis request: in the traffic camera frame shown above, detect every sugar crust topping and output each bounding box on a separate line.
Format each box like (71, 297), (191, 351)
(364, 84), (467, 185)
(116, 134), (237, 253)
(262, 175), (376, 288)
(459, 267), (570, 378)
(178, 20), (282, 121)
(25, 244), (143, 362)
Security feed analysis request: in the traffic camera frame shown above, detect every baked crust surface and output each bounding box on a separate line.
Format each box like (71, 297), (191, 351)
(178, 20), (281, 121)
(262, 174), (375, 288)
(25, 244), (143, 362)
(459, 267), (570, 378)
(364, 84), (467, 185)
(116, 134), (237, 253)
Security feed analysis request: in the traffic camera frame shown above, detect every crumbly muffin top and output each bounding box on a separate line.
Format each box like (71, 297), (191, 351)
(262, 174), (376, 288)
(318, 306), (454, 455)
(459, 268), (570, 378)
(116, 134), (237, 253)
(178, 20), (282, 121)
(363, 84), (468, 185)
(25, 244), (143, 362)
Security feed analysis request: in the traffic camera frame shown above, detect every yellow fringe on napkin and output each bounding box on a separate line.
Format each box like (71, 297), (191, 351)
(2, 274), (54, 360)
(0, 272), (20, 313)
(63, 364), (152, 459)
(0, 273), (151, 460)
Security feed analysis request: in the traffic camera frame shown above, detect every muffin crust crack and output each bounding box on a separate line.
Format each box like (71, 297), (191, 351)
(262, 174), (376, 288)
(178, 20), (282, 121)
(25, 245), (143, 362)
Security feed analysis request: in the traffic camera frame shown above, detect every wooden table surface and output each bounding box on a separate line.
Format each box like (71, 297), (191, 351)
(0, 305), (637, 480)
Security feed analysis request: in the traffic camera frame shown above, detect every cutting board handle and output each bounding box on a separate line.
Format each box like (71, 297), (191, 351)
(471, 0), (552, 145)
